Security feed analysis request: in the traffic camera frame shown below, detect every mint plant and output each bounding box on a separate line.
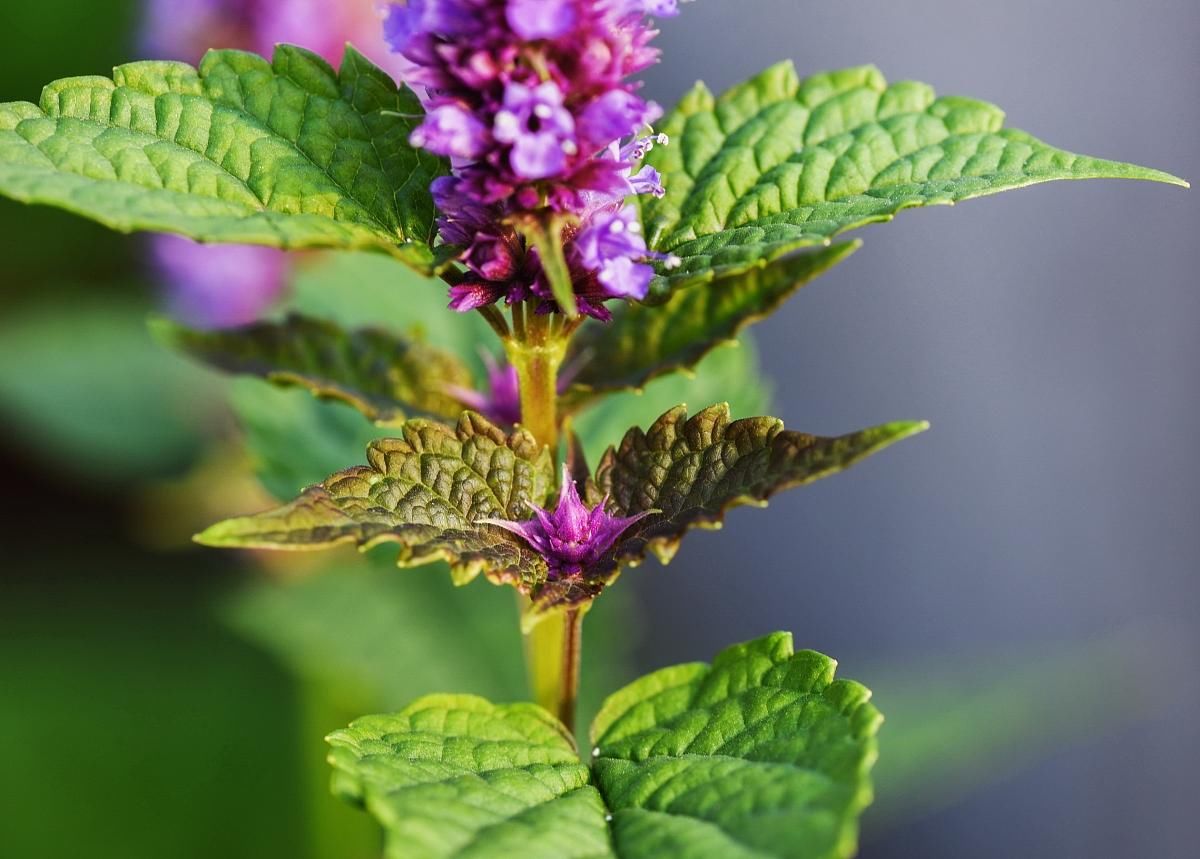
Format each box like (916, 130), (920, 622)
(0, 0), (1184, 855)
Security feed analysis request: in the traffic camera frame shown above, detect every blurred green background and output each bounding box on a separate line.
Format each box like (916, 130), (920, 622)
(1, 2), (1195, 858)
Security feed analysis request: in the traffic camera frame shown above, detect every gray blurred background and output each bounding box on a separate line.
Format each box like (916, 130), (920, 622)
(636, 2), (1199, 857)
(0, 2), (1195, 858)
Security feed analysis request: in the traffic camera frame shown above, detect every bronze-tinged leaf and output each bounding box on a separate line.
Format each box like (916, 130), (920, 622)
(196, 411), (554, 588)
(563, 243), (859, 410)
(154, 314), (474, 424)
(595, 403), (928, 566)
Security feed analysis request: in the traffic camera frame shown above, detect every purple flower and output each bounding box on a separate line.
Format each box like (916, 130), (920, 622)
(387, 0), (684, 320)
(150, 235), (288, 328)
(493, 81), (578, 179)
(571, 205), (654, 299)
(483, 465), (654, 578)
(445, 352), (523, 425)
(411, 104), (491, 159)
(506, 0), (579, 39)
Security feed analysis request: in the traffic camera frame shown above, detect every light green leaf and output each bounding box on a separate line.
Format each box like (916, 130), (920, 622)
(154, 313), (474, 424)
(592, 632), (880, 859)
(196, 411), (555, 589)
(565, 244), (856, 406)
(327, 633), (879, 859)
(642, 63), (1186, 298)
(327, 695), (612, 859)
(595, 404), (927, 566)
(0, 45), (445, 269)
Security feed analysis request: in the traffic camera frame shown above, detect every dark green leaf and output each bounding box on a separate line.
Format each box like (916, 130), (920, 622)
(154, 313), (474, 424)
(570, 335), (770, 471)
(0, 46), (445, 268)
(642, 63), (1186, 299)
(565, 243), (857, 405)
(196, 411), (555, 588)
(595, 403), (927, 566)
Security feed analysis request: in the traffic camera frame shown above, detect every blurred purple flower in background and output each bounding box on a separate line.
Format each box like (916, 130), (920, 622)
(141, 0), (416, 328)
(445, 352), (524, 425)
(150, 236), (289, 330)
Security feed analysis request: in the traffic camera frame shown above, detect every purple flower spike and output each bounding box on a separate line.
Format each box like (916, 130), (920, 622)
(387, 0), (687, 319)
(484, 465), (655, 578)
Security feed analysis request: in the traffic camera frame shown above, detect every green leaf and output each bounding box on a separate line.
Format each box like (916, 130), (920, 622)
(196, 411), (555, 589)
(154, 313), (474, 424)
(327, 632), (880, 859)
(642, 63), (1186, 299)
(0, 45), (445, 268)
(228, 378), (384, 501)
(592, 632), (880, 859)
(284, 252), (494, 368)
(565, 243), (856, 406)
(327, 695), (612, 859)
(0, 292), (223, 480)
(595, 404), (928, 566)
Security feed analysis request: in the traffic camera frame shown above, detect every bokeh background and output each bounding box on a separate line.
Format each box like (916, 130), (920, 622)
(1, 2), (1196, 858)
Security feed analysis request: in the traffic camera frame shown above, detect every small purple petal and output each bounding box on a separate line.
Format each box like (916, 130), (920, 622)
(506, 0), (578, 40)
(448, 280), (506, 311)
(578, 90), (656, 144)
(411, 104), (490, 159)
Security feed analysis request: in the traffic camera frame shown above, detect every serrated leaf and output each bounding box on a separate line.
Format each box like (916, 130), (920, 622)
(592, 632), (879, 859)
(565, 243), (857, 407)
(0, 45), (445, 268)
(642, 63), (1186, 299)
(571, 334), (771, 472)
(195, 411), (555, 588)
(154, 313), (474, 424)
(327, 633), (878, 859)
(595, 404), (928, 566)
(327, 695), (612, 859)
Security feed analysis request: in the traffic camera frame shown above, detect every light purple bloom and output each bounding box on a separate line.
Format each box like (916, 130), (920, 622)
(572, 205), (654, 299)
(506, 0), (579, 39)
(483, 465), (654, 578)
(493, 82), (578, 179)
(151, 236), (288, 328)
(411, 104), (491, 159)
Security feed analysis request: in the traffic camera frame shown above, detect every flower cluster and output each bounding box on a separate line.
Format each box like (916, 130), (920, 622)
(485, 466), (653, 578)
(385, 0), (681, 320)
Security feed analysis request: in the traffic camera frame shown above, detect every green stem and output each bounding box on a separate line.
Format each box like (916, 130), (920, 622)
(505, 315), (581, 732)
